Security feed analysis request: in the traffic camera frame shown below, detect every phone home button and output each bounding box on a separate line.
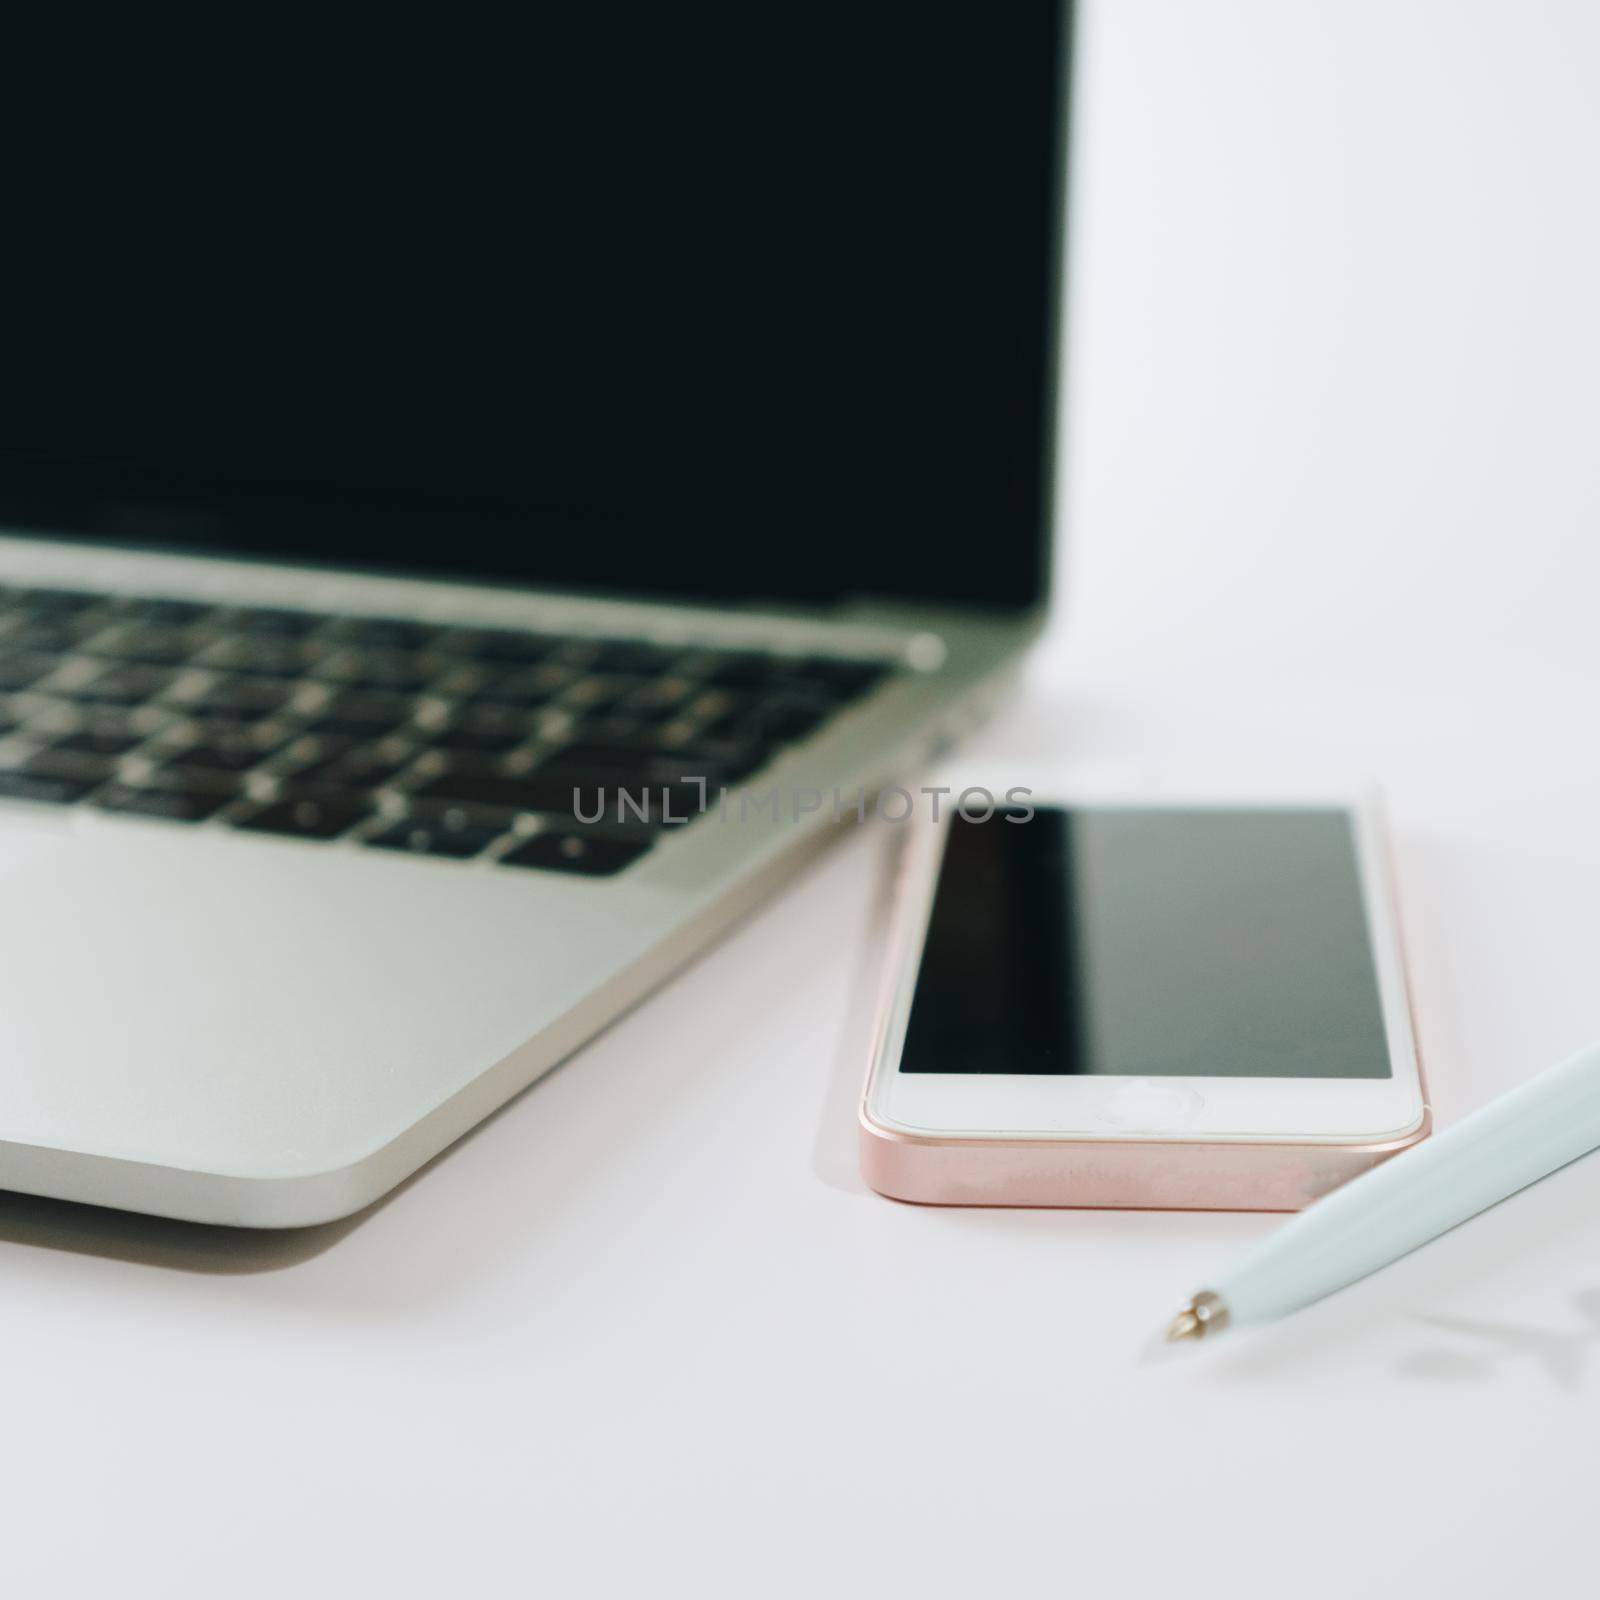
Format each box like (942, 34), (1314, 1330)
(1095, 1079), (1205, 1132)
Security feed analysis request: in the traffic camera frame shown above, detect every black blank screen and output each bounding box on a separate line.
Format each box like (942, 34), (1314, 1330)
(0, 9), (1067, 611)
(900, 808), (1393, 1078)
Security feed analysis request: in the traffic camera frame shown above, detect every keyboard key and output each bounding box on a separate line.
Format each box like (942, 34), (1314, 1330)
(75, 665), (178, 706)
(318, 650), (438, 693)
(0, 652), (63, 691)
(90, 625), (205, 666)
(426, 660), (497, 698)
(232, 607), (323, 637)
(366, 816), (503, 859)
(0, 750), (115, 805)
(0, 768), (98, 804)
(621, 675), (694, 712)
(304, 692), (419, 737)
(499, 831), (653, 877)
(695, 651), (792, 690)
(410, 769), (577, 816)
(233, 792), (373, 840)
(161, 731), (281, 774)
(563, 675), (637, 712)
(533, 770), (708, 827)
(703, 693), (831, 746)
(32, 747), (118, 779)
(50, 707), (153, 748)
(575, 716), (696, 750)
(626, 700), (696, 729)
(185, 716), (275, 742)
(496, 735), (769, 828)
(95, 780), (237, 822)
(469, 663), (571, 707)
(414, 763), (706, 826)
(548, 737), (771, 783)
(52, 727), (148, 757)
(571, 714), (650, 746)
(203, 636), (328, 677)
(422, 706), (535, 754)
(3, 618), (99, 653)
(290, 739), (417, 788)
(524, 738), (737, 825)
(186, 675), (294, 720)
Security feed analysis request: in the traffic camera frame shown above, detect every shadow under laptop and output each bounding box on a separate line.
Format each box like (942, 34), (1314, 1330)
(0, 1170), (431, 1273)
(0, 1188), (358, 1273)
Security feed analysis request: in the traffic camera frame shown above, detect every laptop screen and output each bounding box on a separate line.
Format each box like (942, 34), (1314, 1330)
(0, 9), (1068, 613)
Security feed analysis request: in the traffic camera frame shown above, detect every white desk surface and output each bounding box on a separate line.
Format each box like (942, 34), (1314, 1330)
(7, 5), (1599, 1596)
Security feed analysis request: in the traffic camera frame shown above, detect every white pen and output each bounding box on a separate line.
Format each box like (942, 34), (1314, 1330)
(1165, 1039), (1600, 1342)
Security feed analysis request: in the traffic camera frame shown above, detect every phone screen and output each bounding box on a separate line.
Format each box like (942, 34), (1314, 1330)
(898, 807), (1393, 1078)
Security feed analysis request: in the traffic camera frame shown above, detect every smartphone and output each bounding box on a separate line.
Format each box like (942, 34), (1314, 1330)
(860, 795), (1430, 1210)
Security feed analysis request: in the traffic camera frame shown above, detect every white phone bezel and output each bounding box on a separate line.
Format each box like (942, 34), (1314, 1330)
(866, 784), (1426, 1144)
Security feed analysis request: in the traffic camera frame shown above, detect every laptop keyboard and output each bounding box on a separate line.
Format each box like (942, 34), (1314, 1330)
(0, 584), (895, 876)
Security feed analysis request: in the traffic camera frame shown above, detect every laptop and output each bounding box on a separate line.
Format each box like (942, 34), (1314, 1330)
(0, 8), (1071, 1225)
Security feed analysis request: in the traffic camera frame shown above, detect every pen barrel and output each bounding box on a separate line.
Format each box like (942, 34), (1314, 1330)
(1216, 1041), (1600, 1325)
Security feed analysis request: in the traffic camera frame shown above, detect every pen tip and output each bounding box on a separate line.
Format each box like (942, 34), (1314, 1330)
(1166, 1306), (1203, 1342)
(1163, 1291), (1230, 1344)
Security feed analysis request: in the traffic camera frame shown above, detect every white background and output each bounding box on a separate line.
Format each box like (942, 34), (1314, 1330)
(6, 3), (1600, 1595)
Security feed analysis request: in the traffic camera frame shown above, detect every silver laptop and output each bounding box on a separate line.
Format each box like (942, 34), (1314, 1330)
(0, 9), (1071, 1225)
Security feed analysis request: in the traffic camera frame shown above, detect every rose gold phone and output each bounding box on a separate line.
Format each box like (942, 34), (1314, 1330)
(860, 794), (1430, 1210)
